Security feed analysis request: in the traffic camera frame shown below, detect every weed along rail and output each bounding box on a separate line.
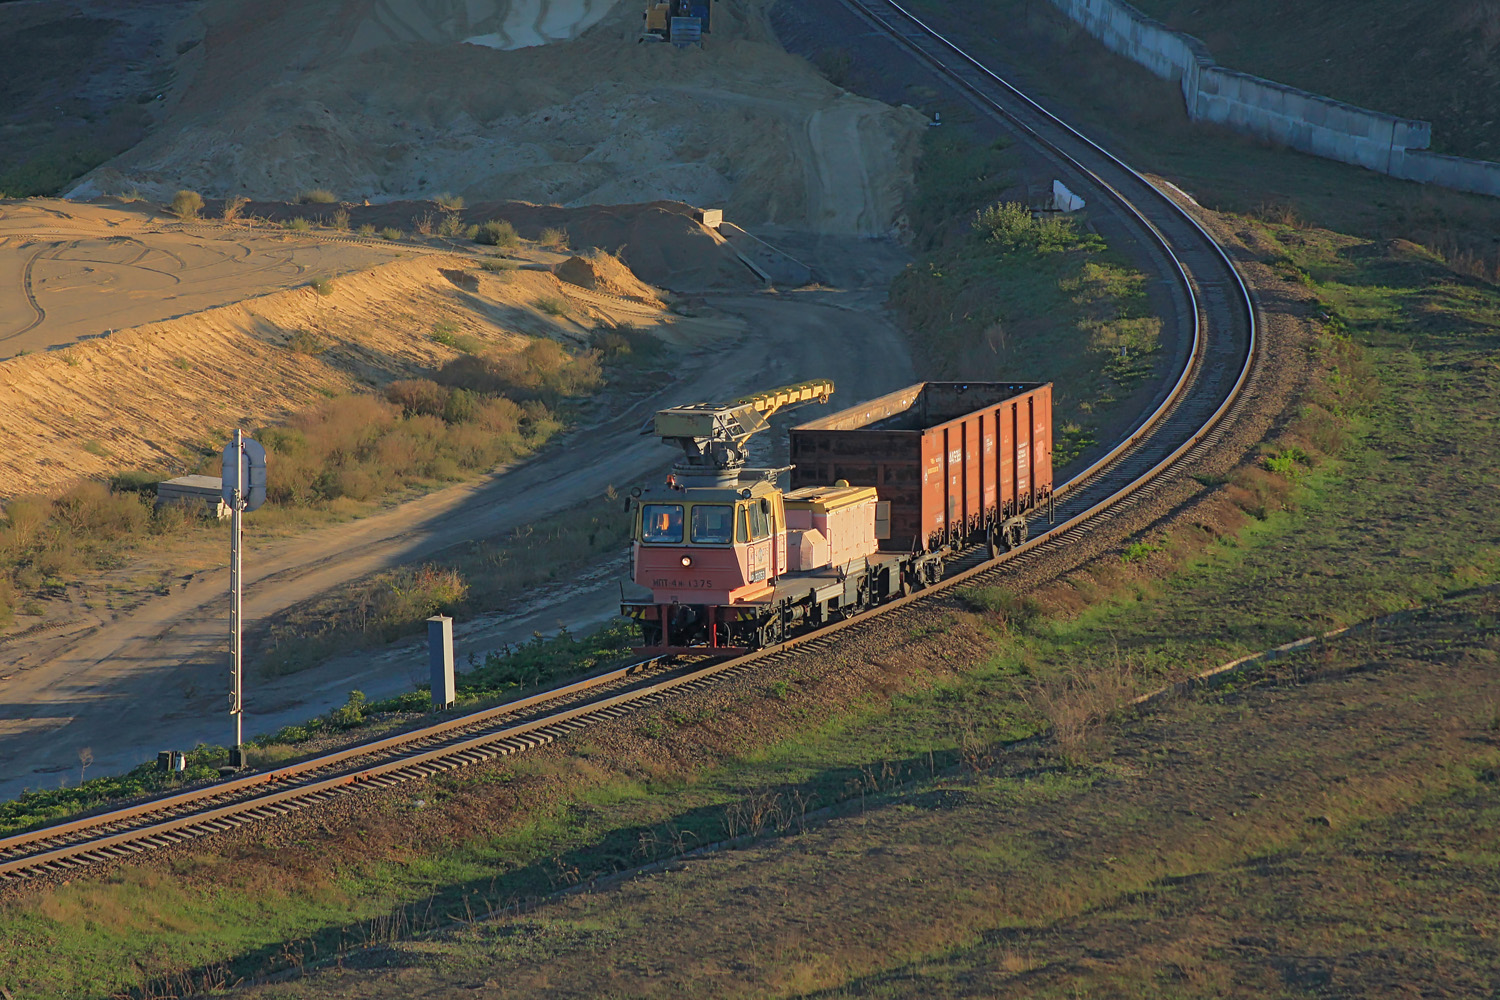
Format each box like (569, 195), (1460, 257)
(0, 14), (1256, 883)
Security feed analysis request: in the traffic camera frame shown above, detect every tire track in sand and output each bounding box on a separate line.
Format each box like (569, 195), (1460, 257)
(805, 102), (879, 235)
(10, 244), (53, 341)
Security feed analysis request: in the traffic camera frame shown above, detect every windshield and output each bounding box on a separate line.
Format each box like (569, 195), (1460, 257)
(691, 504), (734, 544)
(641, 504), (684, 543)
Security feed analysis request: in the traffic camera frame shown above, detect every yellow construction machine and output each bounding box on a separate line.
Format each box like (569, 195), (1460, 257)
(642, 0), (710, 44)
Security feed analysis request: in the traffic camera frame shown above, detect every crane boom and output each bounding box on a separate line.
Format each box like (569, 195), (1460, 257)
(654, 379), (834, 482)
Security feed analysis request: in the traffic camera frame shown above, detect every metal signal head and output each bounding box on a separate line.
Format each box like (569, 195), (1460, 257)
(221, 432), (269, 511)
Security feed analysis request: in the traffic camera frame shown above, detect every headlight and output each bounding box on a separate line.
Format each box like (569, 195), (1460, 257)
(680, 555), (693, 567)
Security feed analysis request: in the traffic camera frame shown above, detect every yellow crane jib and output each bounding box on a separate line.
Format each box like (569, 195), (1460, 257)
(655, 379), (835, 482)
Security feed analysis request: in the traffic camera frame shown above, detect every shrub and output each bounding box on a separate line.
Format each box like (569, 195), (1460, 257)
(972, 201), (1100, 254)
(373, 564), (468, 635)
(328, 690), (367, 728)
(1120, 540), (1165, 563)
(476, 219), (519, 247)
(385, 379), (450, 418)
(443, 388), (479, 423)
(357, 223), (376, 236)
(437, 211), (477, 239)
(959, 586), (1042, 632)
(435, 339), (602, 403)
(330, 207), (350, 229)
(589, 325), (665, 360)
(434, 192), (464, 210)
(536, 296), (569, 317)
(479, 259), (517, 273)
(379, 226), (402, 240)
(297, 188), (337, 204)
(169, 189), (204, 219)
(109, 470), (159, 494)
(539, 226), (569, 250)
(309, 277), (334, 296)
(413, 211), (436, 236)
(51, 482), (150, 539)
(284, 216), (312, 232)
(286, 330), (327, 354)
(221, 194), (250, 221)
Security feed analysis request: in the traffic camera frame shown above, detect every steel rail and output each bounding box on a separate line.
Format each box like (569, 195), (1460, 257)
(0, 9), (1257, 883)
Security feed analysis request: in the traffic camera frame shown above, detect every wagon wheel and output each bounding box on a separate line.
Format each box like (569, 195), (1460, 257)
(758, 614), (785, 648)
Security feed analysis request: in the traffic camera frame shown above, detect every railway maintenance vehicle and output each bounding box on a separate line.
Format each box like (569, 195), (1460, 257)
(622, 379), (1052, 654)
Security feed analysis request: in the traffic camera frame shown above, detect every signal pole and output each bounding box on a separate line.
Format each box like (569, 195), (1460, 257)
(230, 428), (244, 760)
(221, 429), (267, 770)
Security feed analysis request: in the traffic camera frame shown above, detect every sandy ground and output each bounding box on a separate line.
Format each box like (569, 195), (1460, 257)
(0, 263), (915, 798)
(61, 0), (925, 236)
(0, 200), (402, 359)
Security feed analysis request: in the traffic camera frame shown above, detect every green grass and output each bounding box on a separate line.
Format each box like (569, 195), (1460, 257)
(891, 133), (1161, 466)
(429, 321), (486, 354)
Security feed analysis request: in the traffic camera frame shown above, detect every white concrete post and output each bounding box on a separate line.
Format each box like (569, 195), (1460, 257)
(428, 615), (456, 709)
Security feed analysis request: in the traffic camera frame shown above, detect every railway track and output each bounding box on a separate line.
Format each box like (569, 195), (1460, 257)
(0, 9), (1257, 884)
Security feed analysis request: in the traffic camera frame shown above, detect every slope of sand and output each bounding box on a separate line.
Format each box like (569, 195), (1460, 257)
(65, 0), (925, 237)
(0, 230), (733, 498)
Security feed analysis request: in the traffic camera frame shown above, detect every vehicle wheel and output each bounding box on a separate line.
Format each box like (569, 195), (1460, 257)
(1003, 517), (1029, 551)
(758, 615), (785, 648)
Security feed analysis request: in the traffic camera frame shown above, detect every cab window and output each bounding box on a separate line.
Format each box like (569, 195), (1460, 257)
(749, 502), (771, 540)
(691, 504), (734, 544)
(641, 504), (683, 543)
(735, 505), (750, 543)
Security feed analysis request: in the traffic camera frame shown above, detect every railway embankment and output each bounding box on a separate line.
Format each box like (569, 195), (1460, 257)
(132, 200), (1497, 1000)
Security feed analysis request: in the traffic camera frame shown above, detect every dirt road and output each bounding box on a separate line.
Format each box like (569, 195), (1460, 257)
(0, 265), (914, 798)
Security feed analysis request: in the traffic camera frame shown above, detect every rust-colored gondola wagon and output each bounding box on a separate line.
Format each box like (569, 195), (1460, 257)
(789, 381), (1053, 553)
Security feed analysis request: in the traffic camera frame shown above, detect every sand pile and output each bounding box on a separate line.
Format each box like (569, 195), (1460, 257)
(67, 0), (925, 238)
(555, 250), (665, 304)
(342, 0), (623, 53)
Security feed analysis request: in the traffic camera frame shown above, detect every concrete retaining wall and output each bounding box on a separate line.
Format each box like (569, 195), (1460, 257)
(1048, 0), (1500, 198)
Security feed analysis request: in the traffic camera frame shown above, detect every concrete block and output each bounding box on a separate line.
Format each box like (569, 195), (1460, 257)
(428, 615), (456, 709)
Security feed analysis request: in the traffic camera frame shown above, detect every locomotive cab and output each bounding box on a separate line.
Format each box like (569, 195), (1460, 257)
(632, 480), (787, 606)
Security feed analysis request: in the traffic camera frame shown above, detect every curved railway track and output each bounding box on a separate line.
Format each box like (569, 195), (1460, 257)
(0, 7), (1257, 884)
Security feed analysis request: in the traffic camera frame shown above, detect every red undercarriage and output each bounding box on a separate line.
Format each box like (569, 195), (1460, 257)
(628, 603), (756, 658)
